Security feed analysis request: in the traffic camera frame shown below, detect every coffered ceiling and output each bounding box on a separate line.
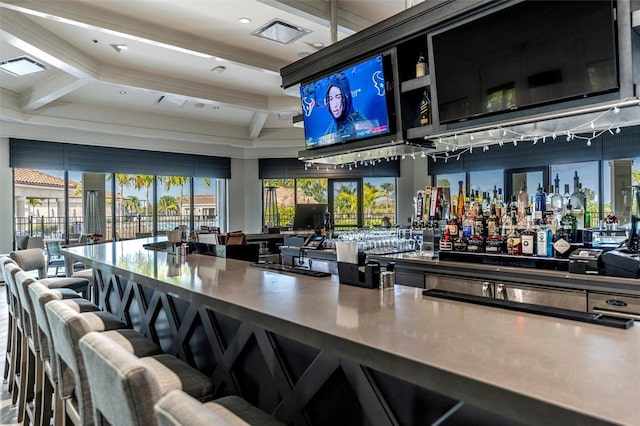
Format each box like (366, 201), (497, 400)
(0, 0), (407, 158)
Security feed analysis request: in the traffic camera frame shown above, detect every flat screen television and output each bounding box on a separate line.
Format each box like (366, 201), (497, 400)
(300, 55), (393, 150)
(432, 0), (619, 124)
(292, 203), (328, 230)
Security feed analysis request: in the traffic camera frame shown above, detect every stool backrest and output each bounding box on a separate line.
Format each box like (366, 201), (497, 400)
(13, 270), (39, 350)
(28, 282), (64, 367)
(45, 300), (97, 426)
(1, 257), (18, 316)
(79, 331), (163, 426)
(10, 248), (47, 279)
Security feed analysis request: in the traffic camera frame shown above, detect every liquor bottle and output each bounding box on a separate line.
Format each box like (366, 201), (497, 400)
(536, 222), (553, 257)
(487, 204), (499, 237)
(506, 214), (522, 255)
(485, 222), (506, 254)
(416, 52), (426, 78)
(521, 213), (537, 256)
(447, 214), (459, 239)
(534, 183), (546, 223)
(553, 224), (572, 258)
(462, 210), (474, 238)
(419, 90), (432, 126)
(561, 203), (578, 243)
(474, 207), (487, 239)
(495, 187), (504, 221)
(456, 180), (465, 220)
(570, 171), (585, 229)
(550, 174), (564, 219)
(453, 232), (469, 252)
(467, 226), (485, 253)
(517, 184), (529, 228)
(439, 225), (453, 251)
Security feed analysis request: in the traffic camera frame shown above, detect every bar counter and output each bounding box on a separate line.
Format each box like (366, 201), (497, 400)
(63, 238), (640, 425)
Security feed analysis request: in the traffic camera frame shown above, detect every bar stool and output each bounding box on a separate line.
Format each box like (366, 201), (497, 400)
(28, 282), (101, 426)
(10, 248), (90, 298)
(78, 331), (216, 426)
(1, 257), (20, 399)
(155, 389), (285, 426)
(45, 300), (163, 426)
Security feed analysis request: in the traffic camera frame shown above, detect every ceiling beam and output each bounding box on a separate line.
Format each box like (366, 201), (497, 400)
(248, 112), (269, 139)
(18, 70), (91, 111)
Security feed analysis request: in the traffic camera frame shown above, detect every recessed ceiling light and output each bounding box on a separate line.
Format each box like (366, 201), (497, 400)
(238, 17), (251, 24)
(0, 56), (46, 76)
(311, 42), (324, 48)
(119, 91), (127, 95)
(212, 105), (220, 110)
(193, 103), (205, 109)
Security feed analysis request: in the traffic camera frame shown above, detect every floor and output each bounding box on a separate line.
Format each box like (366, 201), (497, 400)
(0, 284), (20, 425)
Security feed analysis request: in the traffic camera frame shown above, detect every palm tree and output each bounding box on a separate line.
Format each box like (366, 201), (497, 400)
(162, 176), (188, 215)
(380, 182), (394, 209)
(27, 198), (43, 216)
(297, 178), (327, 203)
(363, 182), (381, 218)
(158, 195), (179, 213)
(107, 174), (133, 217)
(335, 183), (357, 223)
(124, 195), (142, 214)
(132, 175), (153, 214)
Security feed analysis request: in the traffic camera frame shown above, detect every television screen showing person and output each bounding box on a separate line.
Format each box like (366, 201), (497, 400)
(300, 55), (391, 149)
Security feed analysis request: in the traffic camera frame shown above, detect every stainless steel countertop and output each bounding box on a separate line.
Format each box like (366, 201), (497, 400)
(63, 238), (640, 425)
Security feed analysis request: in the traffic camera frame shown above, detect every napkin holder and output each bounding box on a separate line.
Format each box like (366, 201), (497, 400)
(337, 260), (380, 289)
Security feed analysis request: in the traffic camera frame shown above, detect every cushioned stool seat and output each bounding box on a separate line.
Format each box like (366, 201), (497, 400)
(155, 390), (285, 426)
(79, 331), (216, 426)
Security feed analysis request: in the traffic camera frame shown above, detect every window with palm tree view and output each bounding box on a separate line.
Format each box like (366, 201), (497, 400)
(13, 168), (223, 242)
(263, 177), (396, 230)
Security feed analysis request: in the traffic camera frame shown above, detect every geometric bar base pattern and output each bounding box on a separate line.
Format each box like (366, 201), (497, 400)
(93, 269), (518, 425)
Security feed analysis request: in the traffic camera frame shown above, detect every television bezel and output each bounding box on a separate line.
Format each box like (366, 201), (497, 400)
(431, 0), (620, 125)
(299, 54), (395, 151)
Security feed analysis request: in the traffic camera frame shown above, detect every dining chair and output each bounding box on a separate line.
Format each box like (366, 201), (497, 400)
(45, 241), (66, 277)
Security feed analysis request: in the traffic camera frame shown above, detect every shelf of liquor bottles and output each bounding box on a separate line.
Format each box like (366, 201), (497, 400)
(413, 170), (593, 261)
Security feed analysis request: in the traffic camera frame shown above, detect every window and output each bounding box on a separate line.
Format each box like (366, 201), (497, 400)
(364, 177), (396, 227)
(263, 179), (295, 227)
(603, 157), (640, 227)
(262, 177), (396, 229)
(469, 169), (504, 202)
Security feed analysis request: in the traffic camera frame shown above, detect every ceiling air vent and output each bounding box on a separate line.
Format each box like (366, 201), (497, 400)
(252, 19), (311, 45)
(0, 56), (46, 76)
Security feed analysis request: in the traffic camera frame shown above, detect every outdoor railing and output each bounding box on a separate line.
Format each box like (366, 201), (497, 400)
(14, 214), (219, 241)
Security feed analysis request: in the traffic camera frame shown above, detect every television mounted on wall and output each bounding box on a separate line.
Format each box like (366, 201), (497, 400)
(300, 55), (394, 150)
(432, 0), (619, 124)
